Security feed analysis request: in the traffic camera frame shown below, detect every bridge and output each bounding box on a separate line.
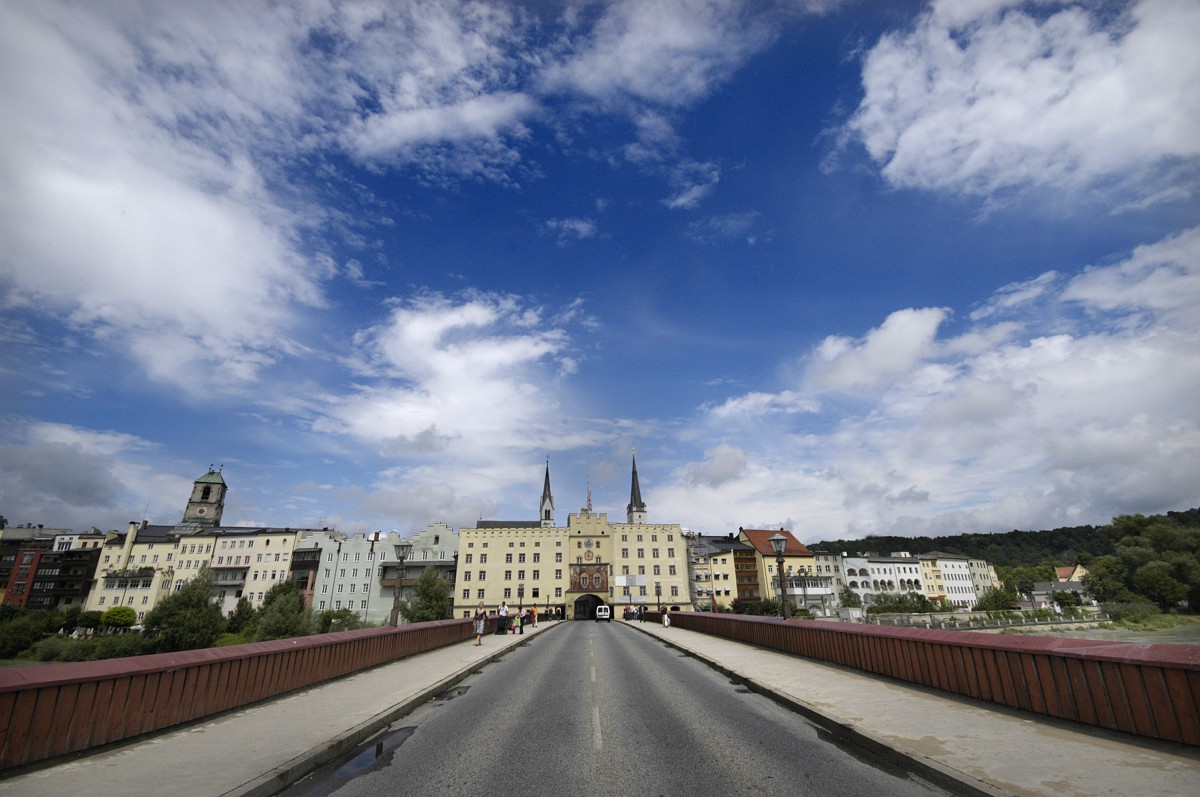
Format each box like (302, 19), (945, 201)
(1, 615), (1197, 796)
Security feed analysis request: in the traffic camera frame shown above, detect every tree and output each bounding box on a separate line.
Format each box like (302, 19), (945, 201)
(1051, 590), (1082, 609)
(253, 581), (310, 641)
(316, 608), (366, 633)
(839, 587), (862, 609)
(1082, 555), (1126, 603)
(1132, 562), (1187, 610)
(77, 610), (104, 631)
(101, 606), (138, 629)
(226, 597), (254, 634)
(974, 586), (1019, 612)
(143, 567), (226, 651)
(394, 567), (452, 623)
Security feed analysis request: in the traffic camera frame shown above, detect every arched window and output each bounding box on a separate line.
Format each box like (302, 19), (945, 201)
(200, 485), (211, 501)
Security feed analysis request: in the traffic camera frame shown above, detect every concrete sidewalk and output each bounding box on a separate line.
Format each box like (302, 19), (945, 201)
(629, 620), (1200, 797)
(2, 619), (1197, 797)
(0, 621), (559, 797)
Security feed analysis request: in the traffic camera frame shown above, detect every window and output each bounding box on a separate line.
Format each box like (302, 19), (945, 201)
(667, 548), (675, 558)
(505, 570), (512, 580)
(532, 570), (539, 579)
(532, 553), (540, 563)
(653, 565), (660, 575)
(555, 553), (562, 563)
(504, 588), (512, 598)
(479, 554), (488, 563)
(621, 548), (629, 558)
(652, 548), (659, 558)
(465, 554), (473, 564)
(518, 553), (526, 563)
(555, 569), (562, 579)
(555, 587), (562, 597)
(479, 571), (486, 580)
(518, 570), (525, 580)
(477, 589), (485, 599)
(463, 571), (471, 581)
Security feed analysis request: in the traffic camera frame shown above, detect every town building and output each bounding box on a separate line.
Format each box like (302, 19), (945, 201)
(842, 553), (923, 607)
(454, 456), (693, 620)
(920, 552), (979, 608)
(689, 533), (753, 611)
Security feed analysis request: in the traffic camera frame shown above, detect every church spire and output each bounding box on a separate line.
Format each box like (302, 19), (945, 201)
(540, 459), (554, 527)
(627, 450), (647, 524)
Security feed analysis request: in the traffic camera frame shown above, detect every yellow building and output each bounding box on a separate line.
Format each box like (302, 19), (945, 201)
(454, 457), (693, 620)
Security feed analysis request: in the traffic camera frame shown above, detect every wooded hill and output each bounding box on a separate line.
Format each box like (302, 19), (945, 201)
(810, 508), (1200, 568)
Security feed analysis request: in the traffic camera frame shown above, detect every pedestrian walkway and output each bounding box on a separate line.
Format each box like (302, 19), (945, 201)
(1, 620), (1197, 797)
(0, 621), (556, 797)
(630, 621), (1200, 797)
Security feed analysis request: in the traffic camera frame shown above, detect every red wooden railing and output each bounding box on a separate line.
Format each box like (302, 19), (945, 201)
(654, 612), (1200, 745)
(0, 618), (480, 770)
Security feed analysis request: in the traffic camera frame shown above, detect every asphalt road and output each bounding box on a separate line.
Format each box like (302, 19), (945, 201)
(281, 621), (948, 797)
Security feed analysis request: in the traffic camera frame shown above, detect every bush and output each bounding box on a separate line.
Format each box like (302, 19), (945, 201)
(91, 633), (153, 660)
(213, 633), (252, 647)
(1103, 597), (1160, 623)
(22, 635), (96, 662)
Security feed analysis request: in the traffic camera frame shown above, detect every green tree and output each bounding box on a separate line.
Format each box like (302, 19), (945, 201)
(101, 605), (138, 629)
(315, 608), (366, 633)
(1082, 555), (1127, 602)
(974, 586), (1019, 612)
(1051, 590), (1082, 609)
(143, 567), (226, 651)
(77, 610), (104, 631)
(253, 581), (310, 641)
(226, 597), (254, 634)
(1132, 562), (1187, 610)
(394, 567), (452, 623)
(839, 588), (862, 609)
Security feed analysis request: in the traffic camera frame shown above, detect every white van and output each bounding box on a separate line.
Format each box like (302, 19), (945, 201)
(594, 605), (611, 622)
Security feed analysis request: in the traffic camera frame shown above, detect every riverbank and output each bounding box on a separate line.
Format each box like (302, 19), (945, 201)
(1001, 615), (1200, 645)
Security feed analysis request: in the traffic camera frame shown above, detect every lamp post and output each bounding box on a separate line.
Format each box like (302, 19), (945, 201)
(518, 582), (524, 612)
(389, 540), (413, 627)
(655, 580), (661, 612)
(768, 533), (789, 619)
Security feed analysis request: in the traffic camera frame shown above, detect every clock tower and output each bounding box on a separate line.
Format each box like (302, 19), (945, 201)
(182, 467), (226, 527)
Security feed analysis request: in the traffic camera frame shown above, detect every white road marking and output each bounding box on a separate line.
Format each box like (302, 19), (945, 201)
(592, 705), (603, 751)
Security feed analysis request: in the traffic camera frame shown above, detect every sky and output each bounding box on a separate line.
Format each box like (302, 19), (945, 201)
(2, 0), (1198, 542)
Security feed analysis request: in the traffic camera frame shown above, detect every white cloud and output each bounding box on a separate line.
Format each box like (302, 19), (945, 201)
(541, 0), (778, 108)
(849, 0), (1200, 206)
(674, 227), (1200, 536)
(544, 217), (599, 245)
(318, 292), (577, 462)
(805, 307), (949, 393)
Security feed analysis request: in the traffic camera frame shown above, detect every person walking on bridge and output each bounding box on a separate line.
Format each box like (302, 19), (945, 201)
(473, 602), (487, 646)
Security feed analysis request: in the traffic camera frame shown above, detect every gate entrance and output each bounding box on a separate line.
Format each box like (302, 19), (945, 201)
(572, 594), (604, 620)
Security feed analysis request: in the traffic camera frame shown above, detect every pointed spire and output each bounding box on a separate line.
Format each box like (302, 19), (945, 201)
(627, 450), (646, 523)
(540, 459), (554, 527)
(586, 476), (593, 514)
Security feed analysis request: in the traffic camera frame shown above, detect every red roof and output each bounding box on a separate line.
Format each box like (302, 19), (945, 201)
(1056, 566), (1075, 580)
(739, 528), (811, 557)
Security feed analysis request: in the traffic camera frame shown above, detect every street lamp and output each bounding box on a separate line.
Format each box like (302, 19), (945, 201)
(389, 540), (413, 627)
(655, 580), (661, 612)
(768, 533), (789, 619)
(518, 582), (524, 612)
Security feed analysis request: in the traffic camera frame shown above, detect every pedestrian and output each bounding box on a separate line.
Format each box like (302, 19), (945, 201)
(512, 611), (522, 635)
(498, 600), (509, 634)
(662, 608), (671, 628)
(530, 604), (538, 627)
(473, 601), (487, 646)
(518, 608), (527, 634)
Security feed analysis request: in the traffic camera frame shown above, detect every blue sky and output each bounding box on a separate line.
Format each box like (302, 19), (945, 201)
(2, 0), (1198, 541)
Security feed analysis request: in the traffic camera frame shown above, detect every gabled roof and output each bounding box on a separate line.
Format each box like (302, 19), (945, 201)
(920, 550), (969, 561)
(739, 528), (811, 557)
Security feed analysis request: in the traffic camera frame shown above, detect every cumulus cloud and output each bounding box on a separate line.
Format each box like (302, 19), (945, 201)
(678, 227), (1200, 536)
(318, 292), (578, 464)
(849, 0), (1200, 206)
(805, 307), (949, 394)
(543, 217), (599, 245)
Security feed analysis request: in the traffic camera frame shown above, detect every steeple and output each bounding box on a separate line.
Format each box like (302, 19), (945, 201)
(627, 451), (647, 524)
(182, 466), (226, 527)
(540, 460), (555, 527)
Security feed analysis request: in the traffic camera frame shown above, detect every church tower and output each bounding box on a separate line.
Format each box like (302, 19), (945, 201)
(182, 467), (226, 527)
(626, 452), (647, 525)
(539, 462), (555, 527)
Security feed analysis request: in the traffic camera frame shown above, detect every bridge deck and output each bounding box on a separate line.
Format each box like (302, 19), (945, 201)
(1, 620), (1196, 797)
